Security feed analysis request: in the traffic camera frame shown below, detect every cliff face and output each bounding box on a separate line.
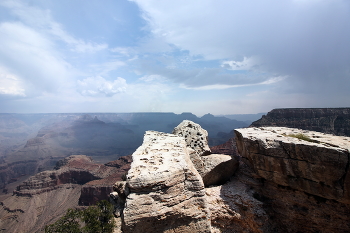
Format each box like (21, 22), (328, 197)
(251, 108), (350, 136)
(210, 137), (239, 157)
(0, 154), (131, 233)
(234, 127), (350, 232)
(0, 157), (62, 190)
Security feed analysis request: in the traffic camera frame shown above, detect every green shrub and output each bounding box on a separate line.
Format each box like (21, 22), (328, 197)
(45, 200), (115, 233)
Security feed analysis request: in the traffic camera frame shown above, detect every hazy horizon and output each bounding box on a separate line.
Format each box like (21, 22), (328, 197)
(0, 0), (349, 116)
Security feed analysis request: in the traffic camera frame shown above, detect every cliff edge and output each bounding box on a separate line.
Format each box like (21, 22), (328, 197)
(251, 108), (350, 136)
(235, 127), (350, 232)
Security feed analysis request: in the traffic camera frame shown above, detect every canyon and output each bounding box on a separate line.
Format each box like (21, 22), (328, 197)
(0, 112), (246, 193)
(1, 108), (350, 232)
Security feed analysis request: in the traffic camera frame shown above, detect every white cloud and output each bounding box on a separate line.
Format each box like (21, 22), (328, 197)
(0, 66), (25, 96)
(139, 74), (165, 82)
(180, 76), (285, 90)
(1, 0), (107, 53)
(77, 76), (127, 97)
(110, 47), (135, 56)
(90, 60), (126, 76)
(49, 22), (108, 53)
(222, 57), (259, 70)
(131, 0), (350, 82)
(0, 22), (74, 95)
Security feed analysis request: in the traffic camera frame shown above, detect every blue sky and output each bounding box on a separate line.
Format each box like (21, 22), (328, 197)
(0, 0), (349, 116)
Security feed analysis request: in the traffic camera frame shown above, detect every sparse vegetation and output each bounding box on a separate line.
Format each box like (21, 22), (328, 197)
(121, 172), (127, 181)
(287, 133), (315, 143)
(45, 200), (115, 233)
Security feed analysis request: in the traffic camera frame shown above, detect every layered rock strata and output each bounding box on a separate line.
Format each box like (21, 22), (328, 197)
(210, 137), (239, 157)
(235, 127), (350, 232)
(235, 127), (350, 203)
(115, 131), (211, 233)
(251, 108), (350, 136)
(0, 155), (131, 233)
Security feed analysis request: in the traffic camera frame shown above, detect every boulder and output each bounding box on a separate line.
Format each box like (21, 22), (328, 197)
(235, 127), (350, 203)
(173, 120), (238, 186)
(173, 120), (211, 156)
(202, 154), (238, 186)
(115, 131), (211, 233)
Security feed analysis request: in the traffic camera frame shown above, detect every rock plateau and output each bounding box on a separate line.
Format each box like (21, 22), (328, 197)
(234, 127), (350, 232)
(251, 108), (350, 136)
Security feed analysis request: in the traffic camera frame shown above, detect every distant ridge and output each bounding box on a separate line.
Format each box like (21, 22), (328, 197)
(251, 108), (350, 136)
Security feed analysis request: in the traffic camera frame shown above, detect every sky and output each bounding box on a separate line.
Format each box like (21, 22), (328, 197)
(0, 0), (349, 116)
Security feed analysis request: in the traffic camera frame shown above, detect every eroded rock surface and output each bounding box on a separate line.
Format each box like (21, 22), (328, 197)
(115, 131), (211, 233)
(206, 170), (268, 233)
(173, 120), (211, 156)
(0, 155), (131, 233)
(202, 154), (238, 187)
(235, 127), (350, 203)
(173, 120), (238, 186)
(234, 127), (350, 232)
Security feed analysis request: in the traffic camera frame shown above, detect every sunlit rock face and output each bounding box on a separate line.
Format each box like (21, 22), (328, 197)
(235, 127), (350, 202)
(173, 120), (238, 187)
(116, 131), (211, 233)
(235, 127), (350, 232)
(172, 120), (211, 156)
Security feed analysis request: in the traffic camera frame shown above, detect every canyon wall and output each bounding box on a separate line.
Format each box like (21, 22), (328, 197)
(0, 154), (131, 233)
(251, 108), (350, 136)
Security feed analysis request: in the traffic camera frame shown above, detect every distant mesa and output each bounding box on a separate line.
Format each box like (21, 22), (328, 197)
(251, 108), (350, 136)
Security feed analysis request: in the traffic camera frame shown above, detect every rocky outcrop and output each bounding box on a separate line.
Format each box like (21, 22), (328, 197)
(234, 127), (350, 232)
(206, 172), (269, 233)
(115, 131), (211, 233)
(0, 157), (61, 190)
(0, 155), (132, 233)
(112, 120), (241, 232)
(172, 120), (238, 187)
(251, 108), (350, 136)
(235, 127), (350, 203)
(173, 120), (211, 156)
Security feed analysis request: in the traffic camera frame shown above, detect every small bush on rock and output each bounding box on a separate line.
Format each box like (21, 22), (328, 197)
(287, 133), (314, 143)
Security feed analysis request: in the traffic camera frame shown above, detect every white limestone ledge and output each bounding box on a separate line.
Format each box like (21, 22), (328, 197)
(126, 130), (204, 193)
